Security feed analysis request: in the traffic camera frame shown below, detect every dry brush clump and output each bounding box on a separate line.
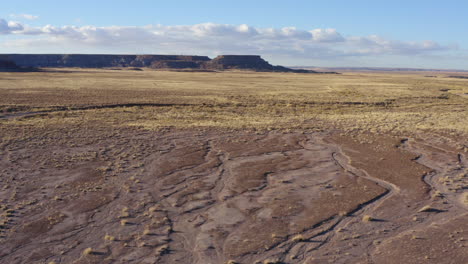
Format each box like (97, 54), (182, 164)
(82, 247), (94, 256)
(462, 192), (468, 205)
(291, 234), (306, 242)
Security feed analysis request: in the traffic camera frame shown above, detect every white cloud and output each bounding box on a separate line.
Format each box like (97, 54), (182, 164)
(0, 19), (456, 63)
(310, 28), (344, 43)
(10, 14), (39, 20)
(345, 35), (449, 56)
(0, 19), (24, 34)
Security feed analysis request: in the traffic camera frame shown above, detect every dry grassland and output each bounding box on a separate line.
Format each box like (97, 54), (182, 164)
(0, 69), (466, 138)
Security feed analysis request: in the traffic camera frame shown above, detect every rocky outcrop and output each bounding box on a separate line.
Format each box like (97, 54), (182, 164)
(4, 54), (316, 73)
(203, 55), (314, 73)
(0, 59), (17, 69)
(0, 56), (40, 72)
(204, 55), (274, 70)
(6, 54), (211, 68)
(151, 60), (205, 69)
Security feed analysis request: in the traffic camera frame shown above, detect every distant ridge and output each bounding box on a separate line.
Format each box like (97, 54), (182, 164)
(0, 55), (37, 72)
(291, 66), (468, 73)
(2, 54), (321, 73)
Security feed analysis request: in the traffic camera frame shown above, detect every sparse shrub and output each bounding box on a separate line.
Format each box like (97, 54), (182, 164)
(120, 207), (130, 218)
(462, 192), (468, 205)
(292, 234), (305, 242)
(418, 205), (434, 212)
(82, 247), (93, 256)
(263, 259), (281, 264)
(339, 211), (348, 217)
(157, 245), (169, 255)
(362, 215), (373, 222)
(104, 234), (115, 241)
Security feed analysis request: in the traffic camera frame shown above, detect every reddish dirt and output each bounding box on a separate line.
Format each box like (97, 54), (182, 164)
(0, 126), (466, 264)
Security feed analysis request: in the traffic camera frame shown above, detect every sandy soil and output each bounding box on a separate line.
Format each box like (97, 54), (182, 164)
(0, 125), (466, 264)
(0, 70), (467, 263)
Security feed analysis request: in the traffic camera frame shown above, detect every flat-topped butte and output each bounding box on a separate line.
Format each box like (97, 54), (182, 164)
(1, 54), (316, 73)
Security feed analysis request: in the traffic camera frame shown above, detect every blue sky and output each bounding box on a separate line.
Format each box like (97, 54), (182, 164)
(1, 0), (467, 69)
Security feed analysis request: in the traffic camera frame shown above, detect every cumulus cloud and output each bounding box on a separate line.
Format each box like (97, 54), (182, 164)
(0, 19), (24, 34)
(310, 29), (345, 43)
(10, 14), (39, 20)
(0, 19), (455, 61)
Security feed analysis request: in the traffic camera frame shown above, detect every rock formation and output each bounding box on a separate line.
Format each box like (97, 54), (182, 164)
(204, 55), (275, 70)
(0, 60), (17, 69)
(6, 54), (210, 68)
(3, 54), (316, 73)
(0, 55), (24, 72)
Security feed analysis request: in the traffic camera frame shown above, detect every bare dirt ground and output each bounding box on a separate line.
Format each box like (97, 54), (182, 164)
(0, 69), (467, 263)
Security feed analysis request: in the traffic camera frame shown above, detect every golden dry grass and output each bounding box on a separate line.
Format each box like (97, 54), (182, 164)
(0, 68), (467, 138)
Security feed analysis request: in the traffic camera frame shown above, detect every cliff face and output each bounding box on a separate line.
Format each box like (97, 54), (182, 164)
(0, 60), (17, 69)
(7, 54), (211, 68)
(4, 54), (315, 73)
(204, 55), (275, 70)
(151, 60), (204, 69)
(0, 55), (21, 71)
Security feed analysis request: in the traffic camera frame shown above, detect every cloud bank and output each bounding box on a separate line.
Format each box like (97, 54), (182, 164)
(0, 19), (458, 66)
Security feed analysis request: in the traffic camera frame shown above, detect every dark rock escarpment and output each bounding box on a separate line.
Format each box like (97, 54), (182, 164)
(204, 55), (275, 70)
(0, 59), (17, 69)
(6, 54), (210, 68)
(3, 54), (316, 73)
(0, 55), (20, 71)
(204, 55), (316, 73)
(0, 56), (37, 72)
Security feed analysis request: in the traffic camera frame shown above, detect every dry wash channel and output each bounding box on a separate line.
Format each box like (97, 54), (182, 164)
(0, 126), (466, 263)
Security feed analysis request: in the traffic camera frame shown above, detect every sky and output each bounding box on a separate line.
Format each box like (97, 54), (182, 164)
(1, 0), (468, 69)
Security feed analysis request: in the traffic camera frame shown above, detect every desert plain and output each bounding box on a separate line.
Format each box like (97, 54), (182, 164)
(0, 69), (467, 264)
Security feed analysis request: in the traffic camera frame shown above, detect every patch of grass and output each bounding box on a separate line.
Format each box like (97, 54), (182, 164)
(157, 245), (169, 255)
(418, 205), (437, 212)
(82, 247), (93, 256)
(461, 192), (468, 205)
(104, 234), (115, 241)
(432, 191), (443, 198)
(292, 234), (306, 242)
(143, 228), (151, 236)
(263, 259), (281, 264)
(119, 207), (130, 218)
